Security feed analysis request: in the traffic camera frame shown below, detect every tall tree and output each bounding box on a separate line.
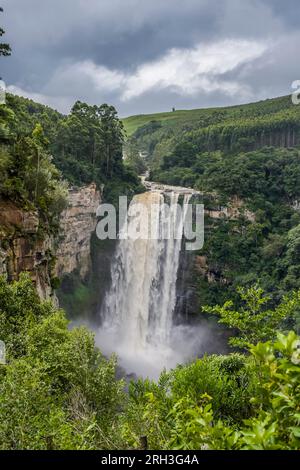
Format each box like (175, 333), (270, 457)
(98, 104), (124, 177)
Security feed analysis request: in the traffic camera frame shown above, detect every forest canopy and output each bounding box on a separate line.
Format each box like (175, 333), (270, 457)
(0, 274), (299, 450)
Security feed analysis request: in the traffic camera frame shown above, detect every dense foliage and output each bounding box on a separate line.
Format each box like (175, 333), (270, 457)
(124, 137), (147, 175)
(203, 285), (300, 348)
(1, 93), (67, 234)
(124, 95), (300, 166)
(0, 274), (299, 450)
(146, 128), (300, 313)
(128, 97), (300, 314)
(3, 94), (143, 204)
(0, 274), (124, 449)
(197, 147), (300, 311)
(0, 93), (145, 246)
(0, 122), (68, 232)
(125, 330), (300, 450)
(3, 4), (300, 450)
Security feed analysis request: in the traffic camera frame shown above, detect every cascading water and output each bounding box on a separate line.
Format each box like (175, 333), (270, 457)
(97, 189), (201, 377)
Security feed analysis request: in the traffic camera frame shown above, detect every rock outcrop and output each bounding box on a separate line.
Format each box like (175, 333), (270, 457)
(55, 183), (101, 279)
(0, 201), (54, 300)
(204, 196), (255, 222)
(0, 183), (101, 300)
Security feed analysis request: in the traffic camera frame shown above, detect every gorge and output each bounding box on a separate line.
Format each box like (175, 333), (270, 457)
(2, 0), (300, 450)
(96, 184), (220, 377)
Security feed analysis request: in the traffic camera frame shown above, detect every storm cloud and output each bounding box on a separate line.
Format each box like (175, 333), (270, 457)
(1, 0), (300, 116)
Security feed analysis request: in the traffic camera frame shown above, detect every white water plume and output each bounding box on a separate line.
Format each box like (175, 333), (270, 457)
(97, 190), (207, 378)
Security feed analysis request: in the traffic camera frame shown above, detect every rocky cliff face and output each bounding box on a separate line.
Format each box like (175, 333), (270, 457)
(174, 195), (255, 317)
(175, 247), (198, 319)
(0, 183), (101, 300)
(55, 183), (101, 280)
(0, 201), (54, 300)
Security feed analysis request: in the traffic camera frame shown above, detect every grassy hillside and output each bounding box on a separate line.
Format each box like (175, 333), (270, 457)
(122, 108), (216, 135)
(122, 95), (295, 136)
(123, 94), (300, 177)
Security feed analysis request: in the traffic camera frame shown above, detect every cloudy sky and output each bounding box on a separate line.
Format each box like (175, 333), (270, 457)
(1, 0), (299, 116)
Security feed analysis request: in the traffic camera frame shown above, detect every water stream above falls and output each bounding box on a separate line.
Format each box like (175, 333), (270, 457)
(96, 184), (219, 378)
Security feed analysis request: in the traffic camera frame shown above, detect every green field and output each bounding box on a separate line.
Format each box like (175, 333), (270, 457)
(121, 95), (293, 136)
(122, 108), (216, 135)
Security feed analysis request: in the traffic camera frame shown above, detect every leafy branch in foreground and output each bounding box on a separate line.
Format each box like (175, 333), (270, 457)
(133, 331), (300, 450)
(202, 285), (300, 348)
(0, 275), (299, 449)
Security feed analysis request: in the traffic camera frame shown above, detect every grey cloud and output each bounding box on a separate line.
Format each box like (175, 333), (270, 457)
(1, 0), (299, 116)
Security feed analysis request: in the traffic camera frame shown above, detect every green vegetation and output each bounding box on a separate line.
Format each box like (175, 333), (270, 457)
(122, 108), (216, 136)
(0, 274), (299, 450)
(0, 118), (68, 233)
(1, 9), (62, 226)
(1, 96), (65, 235)
(0, 92), (144, 308)
(0, 92), (144, 322)
(4, 94), (144, 202)
(127, 96), (300, 315)
(148, 145), (300, 316)
(3, 1), (300, 449)
(120, 97), (300, 449)
(124, 137), (147, 175)
(127, 330), (300, 450)
(203, 147), (300, 309)
(0, 274), (124, 449)
(203, 285), (300, 349)
(124, 95), (300, 171)
(122, 95), (298, 136)
(118, 99), (300, 452)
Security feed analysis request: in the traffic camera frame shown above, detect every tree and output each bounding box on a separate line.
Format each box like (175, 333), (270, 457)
(286, 224), (300, 264)
(0, 274), (125, 450)
(53, 101), (128, 184)
(0, 124), (68, 230)
(98, 104), (124, 177)
(125, 137), (147, 174)
(203, 285), (300, 348)
(0, 7), (11, 57)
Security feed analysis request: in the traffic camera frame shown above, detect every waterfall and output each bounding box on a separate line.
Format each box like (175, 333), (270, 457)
(97, 190), (195, 377)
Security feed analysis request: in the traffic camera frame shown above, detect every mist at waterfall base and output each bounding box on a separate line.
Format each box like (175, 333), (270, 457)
(95, 191), (217, 379)
(95, 320), (217, 379)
